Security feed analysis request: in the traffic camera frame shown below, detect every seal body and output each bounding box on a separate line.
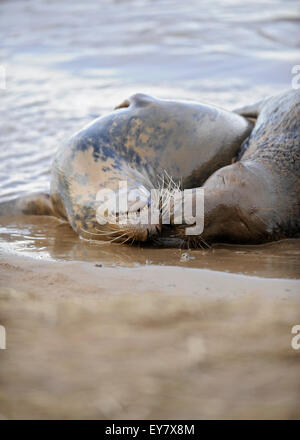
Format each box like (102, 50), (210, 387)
(49, 93), (252, 242)
(170, 89), (300, 244)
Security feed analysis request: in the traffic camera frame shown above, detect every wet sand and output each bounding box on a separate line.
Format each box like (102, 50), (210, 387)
(0, 245), (300, 419)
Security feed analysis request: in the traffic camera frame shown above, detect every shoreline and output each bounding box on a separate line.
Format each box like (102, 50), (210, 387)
(1, 251), (299, 300)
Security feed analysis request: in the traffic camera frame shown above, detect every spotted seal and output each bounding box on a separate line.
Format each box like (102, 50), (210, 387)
(168, 89), (300, 245)
(0, 93), (252, 243)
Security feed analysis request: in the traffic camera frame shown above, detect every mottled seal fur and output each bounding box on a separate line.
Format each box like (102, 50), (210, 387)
(0, 93), (252, 243)
(168, 89), (300, 245)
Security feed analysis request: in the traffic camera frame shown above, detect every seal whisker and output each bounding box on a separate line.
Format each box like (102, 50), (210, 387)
(120, 235), (135, 245)
(199, 236), (211, 249)
(94, 227), (129, 236)
(109, 232), (130, 243)
(80, 227), (108, 237)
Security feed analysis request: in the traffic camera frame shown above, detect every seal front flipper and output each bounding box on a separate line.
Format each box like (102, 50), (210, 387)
(234, 96), (270, 119)
(0, 192), (57, 217)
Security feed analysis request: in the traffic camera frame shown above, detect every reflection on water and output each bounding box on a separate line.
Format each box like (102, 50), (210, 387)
(0, 0), (299, 275)
(0, 216), (299, 279)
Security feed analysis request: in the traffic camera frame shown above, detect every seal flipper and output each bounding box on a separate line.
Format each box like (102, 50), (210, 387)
(0, 192), (56, 217)
(114, 93), (155, 110)
(234, 99), (266, 119)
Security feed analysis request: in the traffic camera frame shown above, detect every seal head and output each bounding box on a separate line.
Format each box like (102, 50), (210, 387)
(169, 89), (300, 245)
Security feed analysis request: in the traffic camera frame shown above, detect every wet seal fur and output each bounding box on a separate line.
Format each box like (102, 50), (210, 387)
(0, 93), (252, 243)
(168, 89), (300, 245)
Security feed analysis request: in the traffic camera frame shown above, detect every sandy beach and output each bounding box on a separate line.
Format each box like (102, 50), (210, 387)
(1, 250), (300, 419)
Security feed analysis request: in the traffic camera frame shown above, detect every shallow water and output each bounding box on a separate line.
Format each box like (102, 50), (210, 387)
(0, 215), (299, 279)
(0, 0), (299, 275)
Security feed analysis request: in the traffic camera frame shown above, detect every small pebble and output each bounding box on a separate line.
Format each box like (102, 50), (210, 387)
(180, 252), (195, 262)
